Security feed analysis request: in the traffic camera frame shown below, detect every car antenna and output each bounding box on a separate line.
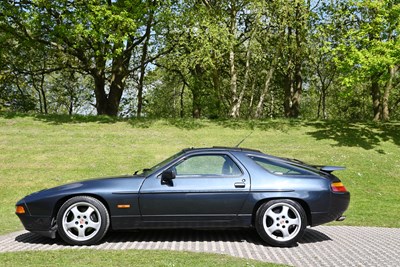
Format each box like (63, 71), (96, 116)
(235, 131), (253, 148)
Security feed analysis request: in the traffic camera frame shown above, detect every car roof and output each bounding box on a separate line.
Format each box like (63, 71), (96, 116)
(181, 146), (262, 154)
(179, 147), (324, 175)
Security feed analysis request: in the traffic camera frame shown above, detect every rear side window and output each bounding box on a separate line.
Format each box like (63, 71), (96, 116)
(249, 156), (311, 175)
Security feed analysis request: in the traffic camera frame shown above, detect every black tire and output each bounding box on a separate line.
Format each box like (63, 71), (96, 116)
(255, 199), (307, 247)
(56, 196), (110, 245)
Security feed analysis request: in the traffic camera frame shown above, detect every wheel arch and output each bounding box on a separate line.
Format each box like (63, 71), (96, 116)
(51, 194), (111, 227)
(251, 197), (312, 227)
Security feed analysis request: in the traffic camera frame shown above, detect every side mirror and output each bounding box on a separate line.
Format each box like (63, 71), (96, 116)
(161, 169), (175, 185)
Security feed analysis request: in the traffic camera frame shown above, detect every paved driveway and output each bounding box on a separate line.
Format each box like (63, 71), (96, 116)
(0, 226), (399, 266)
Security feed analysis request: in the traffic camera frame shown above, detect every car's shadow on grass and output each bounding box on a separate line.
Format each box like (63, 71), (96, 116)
(15, 228), (331, 247)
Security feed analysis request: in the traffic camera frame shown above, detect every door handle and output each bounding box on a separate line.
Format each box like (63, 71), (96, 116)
(234, 182), (246, 188)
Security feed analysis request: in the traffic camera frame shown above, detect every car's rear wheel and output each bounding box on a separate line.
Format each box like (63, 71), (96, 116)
(57, 196), (109, 245)
(255, 199), (306, 247)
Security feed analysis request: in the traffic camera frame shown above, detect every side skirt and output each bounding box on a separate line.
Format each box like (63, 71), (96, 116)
(111, 214), (252, 230)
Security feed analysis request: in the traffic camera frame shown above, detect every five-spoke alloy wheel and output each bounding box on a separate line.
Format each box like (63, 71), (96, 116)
(255, 199), (306, 247)
(57, 196), (110, 245)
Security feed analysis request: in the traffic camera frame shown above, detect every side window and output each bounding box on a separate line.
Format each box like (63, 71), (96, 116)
(249, 156), (309, 175)
(174, 154), (242, 177)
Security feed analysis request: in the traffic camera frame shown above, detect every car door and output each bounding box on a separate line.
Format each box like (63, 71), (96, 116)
(139, 152), (250, 227)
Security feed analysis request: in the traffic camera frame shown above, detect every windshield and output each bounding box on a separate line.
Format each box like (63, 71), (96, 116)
(139, 151), (184, 176)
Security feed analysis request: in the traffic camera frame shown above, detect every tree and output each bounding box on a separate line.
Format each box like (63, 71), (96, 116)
(0, 0), (170, 116)
(333, 0), (400, 121)
(154, 0), (232, 118)
(308, 1), (342, 120)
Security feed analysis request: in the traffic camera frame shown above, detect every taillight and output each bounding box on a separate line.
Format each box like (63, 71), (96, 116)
(331, 182), (347, 192)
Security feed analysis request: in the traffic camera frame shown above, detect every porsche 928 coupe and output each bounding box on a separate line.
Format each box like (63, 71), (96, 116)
(15, 147), (350, 247)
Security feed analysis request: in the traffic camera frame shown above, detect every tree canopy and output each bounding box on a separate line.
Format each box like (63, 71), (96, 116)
(1, 0), (399, 121)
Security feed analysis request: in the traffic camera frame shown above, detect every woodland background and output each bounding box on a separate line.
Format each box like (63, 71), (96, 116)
(1, 0), (399, 121)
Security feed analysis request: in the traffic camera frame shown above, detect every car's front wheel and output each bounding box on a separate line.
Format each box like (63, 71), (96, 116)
(56, 196), (110, 245)
(255, 199), (306, 247)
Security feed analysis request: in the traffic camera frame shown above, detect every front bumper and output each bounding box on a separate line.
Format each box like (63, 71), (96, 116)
(16, 201), (57, 239)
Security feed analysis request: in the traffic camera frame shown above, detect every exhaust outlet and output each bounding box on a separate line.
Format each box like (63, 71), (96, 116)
(336, 216), (346, 221)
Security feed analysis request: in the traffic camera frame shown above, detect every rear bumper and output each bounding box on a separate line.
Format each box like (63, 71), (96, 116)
(311, 191), (350, 226)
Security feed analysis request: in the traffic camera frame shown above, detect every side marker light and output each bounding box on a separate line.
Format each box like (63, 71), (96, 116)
(117, 204), (131, 209)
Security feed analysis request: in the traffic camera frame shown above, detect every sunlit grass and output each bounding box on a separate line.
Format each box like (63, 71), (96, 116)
(0, 250), (284, 266)
(1, 113), (399, 236)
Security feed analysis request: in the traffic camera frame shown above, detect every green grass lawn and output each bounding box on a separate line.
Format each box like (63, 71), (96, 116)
(0, 250), (283, 266)
(1, 113), (399, 237)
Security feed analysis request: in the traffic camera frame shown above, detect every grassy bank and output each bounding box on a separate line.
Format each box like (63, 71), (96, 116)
(1, 113), (399, 236)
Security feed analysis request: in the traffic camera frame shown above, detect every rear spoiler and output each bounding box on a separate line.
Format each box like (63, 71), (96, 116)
(314, 166), (346, 173)
(286, 158), (346, 174)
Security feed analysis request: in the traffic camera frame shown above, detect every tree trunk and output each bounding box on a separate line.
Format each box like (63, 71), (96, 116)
(317, 91), (322, 119)
(247, 81), (255, 118)
(137, 3), (154, 118)
(292, 64), (302, 118)
(255, 66), (275, 118)
(31, 74), (46, 114)
(37, 90), (43, 114)
(228, 3), (238, 118)
(229, 48), (238, 117)
(283, 59), (302, 119)
(282, 2), (306, 118)
(322, 87), (327, 119)
(92, 44), (130, 116)
(291, 4), (303, 119)
(212, 66), (223, 117)
(192, 91), (201, 119)
(190, 64), (204, 119)
(284, 72), (293, 117)
(92, 71), (110, 115)
(382, 66), (397, 121)
(69, 94), (73, 115)
(371, 78), (381, 121)
(316, 64), (334, 120)
(108, 72), (125, 116)
(230, 28), (254, 118)
(39, 73), (48, 114)
(269, 89), (275, 118)
(180, 83), (185, 118)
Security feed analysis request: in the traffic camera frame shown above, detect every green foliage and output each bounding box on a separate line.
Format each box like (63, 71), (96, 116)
(1, 0), (400, 120)
(145, 70), (193, 118)
(0, 88), (36, 112)
(330, 0), (400, 120)
(0, 0), (169, 116)
(334, 0), (400, 79)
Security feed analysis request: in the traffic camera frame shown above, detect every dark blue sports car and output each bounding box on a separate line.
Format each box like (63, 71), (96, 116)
(16, 147), (350, 247)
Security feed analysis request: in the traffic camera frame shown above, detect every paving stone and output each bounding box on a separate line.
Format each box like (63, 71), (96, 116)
(0, 226), (399, 267)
